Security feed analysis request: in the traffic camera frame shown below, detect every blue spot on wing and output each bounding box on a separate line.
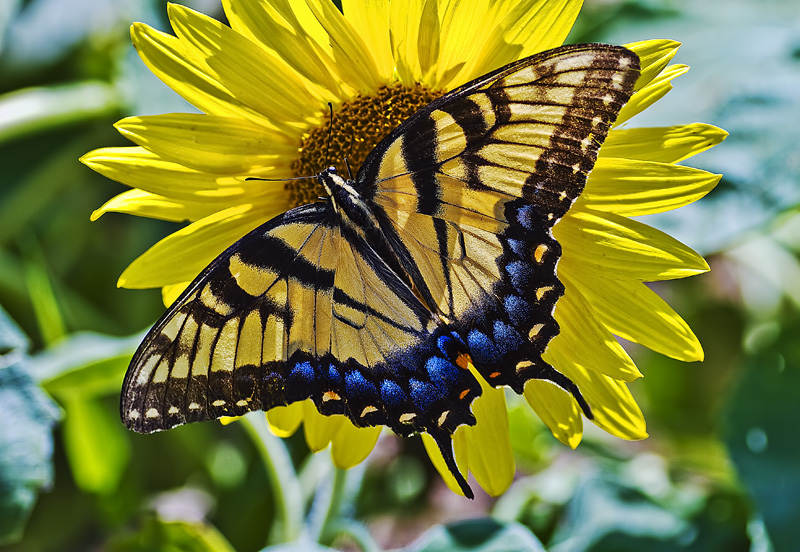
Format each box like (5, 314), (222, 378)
(345, 370), (378, 399)
(289, 361), (314, 385)
(507, 238), (526, 258)
(380, 380), (407, 407)
(410, 379), (444, 412)
(504, 294), (532, 326)
(436, 334), (462, 360)
(322, 364), (342, 387)
(285, 360), (317, 402)
(493, 320), (524, 355)
(505, 260), (532, 291)
(516, 204), (536, 230)
(467, 329), (501, 364)
(425, 356), (460, 392)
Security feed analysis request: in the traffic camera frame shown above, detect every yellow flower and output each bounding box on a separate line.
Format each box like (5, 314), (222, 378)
(82, 0), (725, 497)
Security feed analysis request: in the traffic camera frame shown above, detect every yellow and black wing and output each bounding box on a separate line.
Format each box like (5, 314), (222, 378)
(122, 202), (481, 494)
(356, 44), (639, 403)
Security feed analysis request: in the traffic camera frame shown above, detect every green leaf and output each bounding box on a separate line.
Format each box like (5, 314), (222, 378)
(25, 331), (138, 495)
(0, 306), (60, 544)
(260, 541), (335, 552)
(41, 353), (130, 398)
(30, 331), (140, 396)
(549, 478), (687, 552)
(60, 394), (131, 495)
(0, 82), (120, 144)
(407, 519), (546, 552)
(724, 322), (800, 552)
(0, 303), (28, 355)
(109, 519), (237, 552)
(21, 235), (66, 346)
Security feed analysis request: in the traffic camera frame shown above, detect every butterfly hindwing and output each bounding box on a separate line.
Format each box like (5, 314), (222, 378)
(358, 44), (640, 401)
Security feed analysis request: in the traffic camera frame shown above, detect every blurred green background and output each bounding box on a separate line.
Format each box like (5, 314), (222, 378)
(1, 0), (799, 550)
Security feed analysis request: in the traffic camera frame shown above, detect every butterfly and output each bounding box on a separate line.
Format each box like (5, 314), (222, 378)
(121, 43), (640, 499)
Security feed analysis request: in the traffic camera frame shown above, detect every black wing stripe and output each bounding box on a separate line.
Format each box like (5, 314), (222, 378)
(433, 217), (455, 316)
(403, 112), (440, 216)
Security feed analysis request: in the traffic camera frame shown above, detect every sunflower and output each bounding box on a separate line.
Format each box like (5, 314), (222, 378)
(81, 0), (725, 497)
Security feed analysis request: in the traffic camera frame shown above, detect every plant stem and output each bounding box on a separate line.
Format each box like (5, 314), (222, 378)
(327, 519), (382, 552)
(308, 463), (347, 544)
(241, 412), (304, 545)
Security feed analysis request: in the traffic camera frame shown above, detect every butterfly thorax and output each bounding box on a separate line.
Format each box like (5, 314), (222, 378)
(319, 166), (388, 247)
(319, 168), (369, 223)
(318, 166), (420, 295)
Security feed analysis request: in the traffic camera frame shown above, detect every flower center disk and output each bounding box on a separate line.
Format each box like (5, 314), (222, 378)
(288, 83), (441, 208)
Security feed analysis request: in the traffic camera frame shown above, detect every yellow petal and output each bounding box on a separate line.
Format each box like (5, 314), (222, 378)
(461, 378), (515, 496)
(302, 401), (345, 452)
(91, 189), (216, 223)
(523, 378), (582, 448)
(304, 0), (386, 93)
(615, 64), (689, 126)
(267, 402), (304, 438)
(118, 204), (266, 288)
(130, 23), (276, 128)
(388, 0), (425, 84)
(503, 0), (582, 57)
(551, 273), (642, 382)
(421, 365), (516, 496)
(454, 0), (583, 85)
(330, 421), (381, 469)
(421, 431), (469, 497)
(82, 147), (244, 197)
(582, 158), (721, 216)
(624, 39), (680, 91)
(341, 0), (394, 82)
(82, 147), (291, 220)
(601, 124), (728, 164)
(415, 0), (442, 82)
(221, 0), (349, 100)
(427, 0), (485, 88)
(114, 114), (296, 174)
(573, 277), (704, 362)
(167, 4), (319, 128)
(162, 282), (190, 307)
(557, 209), (709, 281)
(547, 345), (647, 440)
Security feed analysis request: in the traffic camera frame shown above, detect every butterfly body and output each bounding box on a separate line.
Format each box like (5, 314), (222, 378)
(122, 44), (640, 498)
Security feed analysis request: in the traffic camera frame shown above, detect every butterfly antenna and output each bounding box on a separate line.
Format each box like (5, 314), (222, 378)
(245, 175), (317, 182)
(344, 157), (354, 180)
(324, 102), (334, 169)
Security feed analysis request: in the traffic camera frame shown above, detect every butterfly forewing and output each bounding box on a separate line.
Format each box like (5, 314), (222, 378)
(122, 203), (480, 440)
(123, 204), (323, 431)
(360, 44), (639, 396)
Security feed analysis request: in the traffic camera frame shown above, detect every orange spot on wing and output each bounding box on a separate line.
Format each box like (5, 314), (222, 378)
(456, 353), (472, 370)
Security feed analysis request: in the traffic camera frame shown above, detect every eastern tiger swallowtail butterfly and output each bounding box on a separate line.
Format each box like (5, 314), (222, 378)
(121, 43), (640, 499)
